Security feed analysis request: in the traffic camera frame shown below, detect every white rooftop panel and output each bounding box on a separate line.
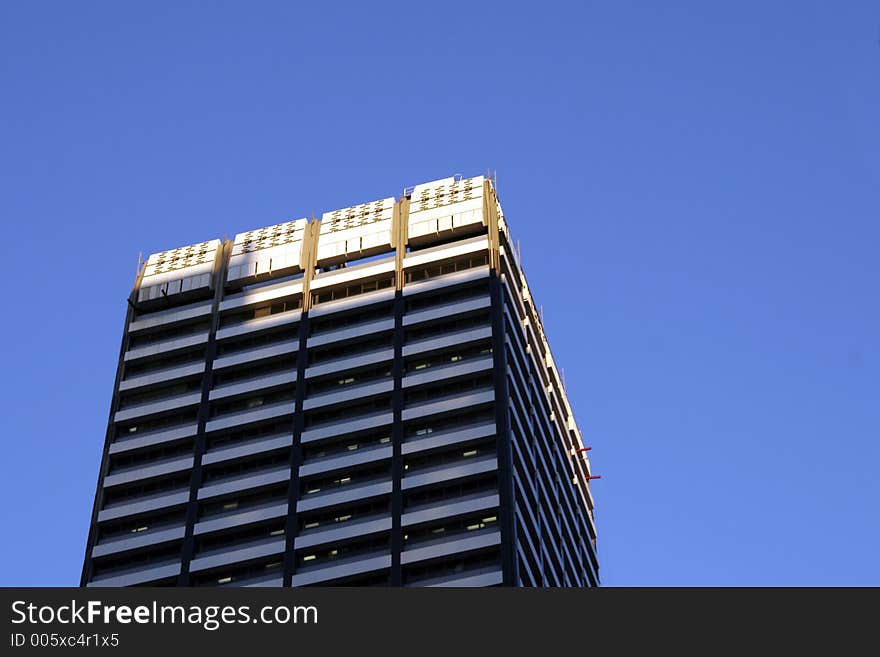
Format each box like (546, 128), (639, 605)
(142, 240), (221, 280)
(316, 197), (396, 266)
(231, 218), (309, 256)
(319, 198), (395, 235)
(409, 175), (485, 215)
(407, 176), (486, 245)
(227, 218), (309, 282)
(138, 240), (222, 300)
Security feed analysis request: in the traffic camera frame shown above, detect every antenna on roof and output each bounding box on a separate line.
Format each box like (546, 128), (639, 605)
(136, 251), (143, 277)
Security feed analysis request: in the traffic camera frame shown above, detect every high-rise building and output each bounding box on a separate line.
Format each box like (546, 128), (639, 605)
(81, 175), (599, 588)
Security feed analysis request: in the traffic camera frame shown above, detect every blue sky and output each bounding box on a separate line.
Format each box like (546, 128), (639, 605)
(1, 1), (877, 586)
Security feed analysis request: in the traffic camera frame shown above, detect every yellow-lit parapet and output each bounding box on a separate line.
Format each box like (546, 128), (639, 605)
(136, 240), (222, 303)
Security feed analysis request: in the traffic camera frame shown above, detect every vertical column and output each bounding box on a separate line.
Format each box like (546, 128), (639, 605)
(389, 292), (405, 586)
(283, 218), (319, 587)
(282, 315), (310, 586)
(389, 197), (409, 585)
(177, 242), (231, 585)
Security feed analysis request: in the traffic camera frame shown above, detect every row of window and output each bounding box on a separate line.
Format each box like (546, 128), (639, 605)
(118, 324), (488, 423)
(93, 461), (501, 584)
(193, 546), (501, 587)
(118, 279), (489, 419)
(106, 363), (493, 526)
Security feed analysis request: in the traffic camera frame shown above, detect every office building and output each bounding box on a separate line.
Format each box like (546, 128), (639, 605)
(81, 174), (599, 587)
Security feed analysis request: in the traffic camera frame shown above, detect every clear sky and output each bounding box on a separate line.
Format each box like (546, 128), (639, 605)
(1, 1), (877, 586)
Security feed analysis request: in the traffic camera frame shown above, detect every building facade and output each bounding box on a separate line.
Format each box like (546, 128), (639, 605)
(81, 175), (599, 587)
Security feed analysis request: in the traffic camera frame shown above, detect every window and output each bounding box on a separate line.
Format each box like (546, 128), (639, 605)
(299, 463), (390, 497)
(101, 473), (191, 506)
(310, 302), (392, 335)
(404, 280), (489, 313)
(209, 388), (295, 418)
(108, 440), (194, 474)
(302, 430), (391, 461)
(404, 311), (490, 343)
(115, 409), (199, 440)
(220, 297), (302, 328)
(404, 407), (494, 439)
(123, 347), (205, 378)
(201, 450), (288, 483)
(312, 276), (394, 306)
(195, 521), (285, 555)
(127, 320), (211, 350)
(404, 512), (499, 545)
(298, 499), (389, 532)
(403, 473), (498, 509)
(403, 438), (495, 474)
(308, 333), (391, 365)
(92, 544), (182, 578)
(192, 559), (282, 587)
(199, 484), (288, 519)
(206, 421), (291, 450)
(403, 548), (500, 584)
(117, 379), (202, 409)
(303, 396), (391, 428)
(213, 358), (294, 387)
(216, 327), (296, 356)
(404, 373), (494, 406)
(306, 365), (392, 396)
(98, 509), (187, 541)
(406, 344), (492, 373)
(296, 535), (388, 568)
(405, 254), (489, 283)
